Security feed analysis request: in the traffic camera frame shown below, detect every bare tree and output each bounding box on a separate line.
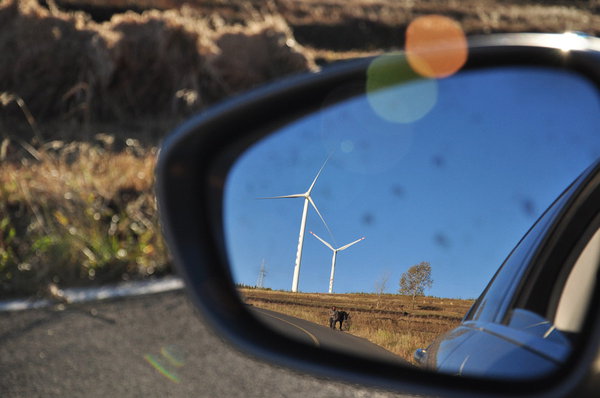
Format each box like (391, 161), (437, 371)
(374, 270), (391, 309)
(399, 262), (433, 309)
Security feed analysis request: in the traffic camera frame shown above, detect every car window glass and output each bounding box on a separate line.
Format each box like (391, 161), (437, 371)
(467, 183), (575, 323)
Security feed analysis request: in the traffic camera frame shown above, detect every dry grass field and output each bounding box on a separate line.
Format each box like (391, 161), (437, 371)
(54, 0), (600, 62)
(1, 0), (598, 298)
(1, 0), (312, 297)
(239, 287), (474, 363)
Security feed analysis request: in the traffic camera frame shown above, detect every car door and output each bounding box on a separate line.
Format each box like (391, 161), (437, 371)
(417, 161), (600, 379)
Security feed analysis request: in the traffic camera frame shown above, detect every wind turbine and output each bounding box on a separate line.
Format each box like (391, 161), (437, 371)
(310, 231), (365, 294)
(260, 158), (333, 293)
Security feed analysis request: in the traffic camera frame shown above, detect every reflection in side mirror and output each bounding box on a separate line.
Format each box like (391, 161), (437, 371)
(223, 65), (600, 379)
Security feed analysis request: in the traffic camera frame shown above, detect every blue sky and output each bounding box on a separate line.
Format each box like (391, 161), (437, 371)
(224, 63), (600, 299)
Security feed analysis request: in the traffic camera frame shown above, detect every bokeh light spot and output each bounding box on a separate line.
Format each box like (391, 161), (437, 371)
(144, 354), (181, 383)
(144, 344), (186, 383)
(406, 15), (467, 79)
(366, 52), (437, 124)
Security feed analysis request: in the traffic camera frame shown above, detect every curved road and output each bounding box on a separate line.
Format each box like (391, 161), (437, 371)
(251, 306), (406, 364)
(0, 290), (409, 397)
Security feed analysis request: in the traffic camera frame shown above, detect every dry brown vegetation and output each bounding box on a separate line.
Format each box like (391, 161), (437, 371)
(55, 0), (600, 53)
(1, 0), (598, 298)
(0, 137), (167, 297)
(0, 0), (315, 298)
(239, 288), (473, 363)
(3, 0), (597, 130)
(0, 0), (315, 131)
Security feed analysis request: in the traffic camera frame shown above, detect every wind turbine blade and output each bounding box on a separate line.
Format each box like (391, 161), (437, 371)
(309, 231), (334, 251)
(307, 155), (331, 194)
(338, 237), (365, 251)
(307, 196), (335, 244)
(257, 194), (304, 199)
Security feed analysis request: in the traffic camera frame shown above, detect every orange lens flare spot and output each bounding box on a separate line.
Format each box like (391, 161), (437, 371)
(406, 15), (468, 79)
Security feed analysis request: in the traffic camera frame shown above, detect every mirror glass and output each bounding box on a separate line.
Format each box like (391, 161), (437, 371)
(223, 64), (600, 378)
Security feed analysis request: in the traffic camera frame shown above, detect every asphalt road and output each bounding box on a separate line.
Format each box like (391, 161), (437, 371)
(251, 306), (407, 364)
(0, 290), (409, 397)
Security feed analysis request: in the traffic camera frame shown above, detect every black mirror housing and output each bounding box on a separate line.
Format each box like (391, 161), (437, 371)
(157, 33), (600, 397)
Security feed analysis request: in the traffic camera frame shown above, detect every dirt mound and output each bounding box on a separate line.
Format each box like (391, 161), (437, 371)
(3, 0), (597, 131)
(0, 0), (315, 129)
(211, 15), (314, 95)
(56, 0), (600, 52)
(0, 0), (113, 124)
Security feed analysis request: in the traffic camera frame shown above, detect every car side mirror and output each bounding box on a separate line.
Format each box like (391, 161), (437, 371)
(157, 33), (600, 397)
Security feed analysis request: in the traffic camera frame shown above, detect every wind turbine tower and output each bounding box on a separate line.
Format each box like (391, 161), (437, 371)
(310, 231), (365, 294)
(260, 159), (332, 292)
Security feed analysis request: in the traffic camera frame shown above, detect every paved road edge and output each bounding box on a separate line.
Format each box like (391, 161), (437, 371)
(0, 276), (184, 312)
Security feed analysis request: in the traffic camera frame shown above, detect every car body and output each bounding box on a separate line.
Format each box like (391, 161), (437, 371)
(415, 161), (600, 380)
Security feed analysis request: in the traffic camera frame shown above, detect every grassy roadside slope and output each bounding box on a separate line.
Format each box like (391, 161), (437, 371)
(240, 288), (474, 363)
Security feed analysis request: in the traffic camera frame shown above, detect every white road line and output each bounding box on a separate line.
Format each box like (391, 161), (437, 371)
(0, 276), (184, 312)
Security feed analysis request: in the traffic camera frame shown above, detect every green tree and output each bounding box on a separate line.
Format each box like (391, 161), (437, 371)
(399, 262), (433, 309)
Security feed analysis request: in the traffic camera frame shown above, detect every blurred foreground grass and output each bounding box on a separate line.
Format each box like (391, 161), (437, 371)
(0, 137), (168, 298)
(0, 0), (314, 299)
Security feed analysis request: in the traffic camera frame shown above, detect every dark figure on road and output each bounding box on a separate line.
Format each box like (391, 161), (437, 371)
(329, 306), (338, 329)
(329, 306), (350, 330)
(335, 311), (349, 330)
